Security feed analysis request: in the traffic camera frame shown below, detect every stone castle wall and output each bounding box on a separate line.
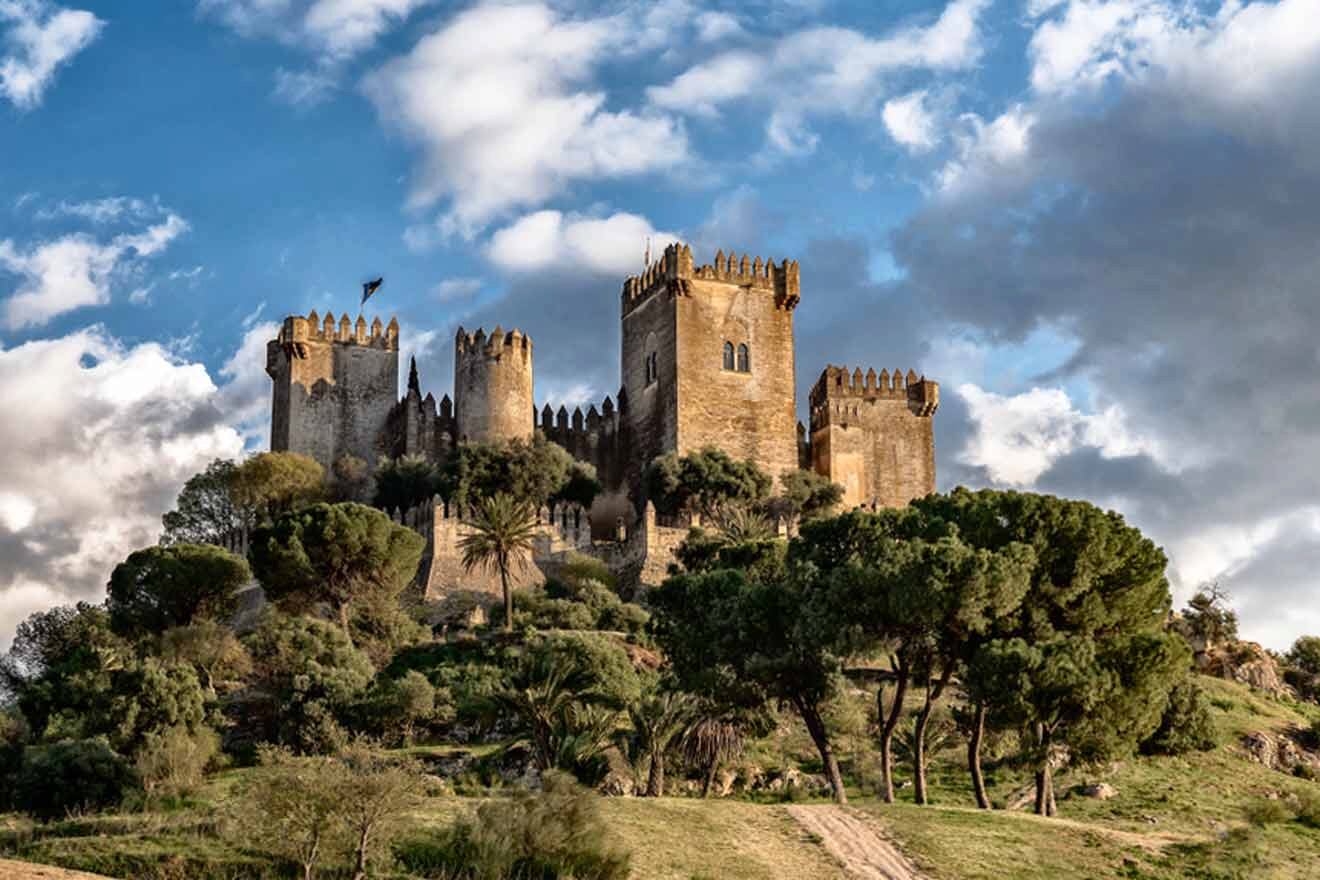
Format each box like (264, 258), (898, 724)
(453, 327), (534, 444)
(808, 366), (939, 508)
(267, 312), (399, 473)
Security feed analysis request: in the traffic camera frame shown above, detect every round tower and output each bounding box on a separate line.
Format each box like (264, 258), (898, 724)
(453, 325), (534, 444)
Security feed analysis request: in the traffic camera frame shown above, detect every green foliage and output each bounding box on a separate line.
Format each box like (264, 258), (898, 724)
(774, 469), (844, 523)
(106, 543), (251, 637)
(160, 458), (245, 545)
(14, 737), (139, 820)
(499, 567), (650, 636)
(348, 592), (431, 668)
(1288, 635), (1320, 675)
(359, 670), (441, 745)
(396, 770), (630, 880)
(373, 453), (438, 512)
(0, 602), (126, 739)
(1141, 679), (1220, 755)
(629, 685), (694, 796)
(241, 613), (375, 753)
(459, 492), (540, 633)
(232, 745), (347, 879)
(133, 724), (220, 798)
(1181, 583), (1239, 646)
(439, 434), (598, 509)
(644, 447), (772, 518)
(673, 526), (787, 583)
(157, 621), (252, 697)
(1243, 797), (1293, 827)
(385, 641), (509, 732)
(330, 454), (373, 503)
(103, 656), (209, 756)
(528, 632), (642, 710)
(251, 502), (426, 630)
(230, 451), (326, 523)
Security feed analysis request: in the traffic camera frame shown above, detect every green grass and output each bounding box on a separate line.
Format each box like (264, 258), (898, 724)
(4, 676), (1319, 880)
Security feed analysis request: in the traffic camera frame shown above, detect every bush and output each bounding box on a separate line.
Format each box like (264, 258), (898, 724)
(134, 724), (220, 798)
(394, 770), (629, 880)
(1243, 797), (1293, 827)
(14, 738), (139, 820)
(1295, 791), (1320, 829)
(1141, 679), (1220, 755)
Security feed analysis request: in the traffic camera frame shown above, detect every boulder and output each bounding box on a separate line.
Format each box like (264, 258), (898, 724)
(1080, 783), (1118, 800)
(1203, 642), (1292, 698)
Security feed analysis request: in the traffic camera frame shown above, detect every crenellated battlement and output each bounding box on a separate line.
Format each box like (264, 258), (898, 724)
(277, 311), (400, 350)
(454, 325), (533, 358)
(621, 243), (801, 315)
(809, 365), (939, 413)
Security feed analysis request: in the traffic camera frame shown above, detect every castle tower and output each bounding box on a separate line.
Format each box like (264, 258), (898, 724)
(620, 244), (801, 494)
(808, 365), (939, 508)
(453, 326), (534, 444)
(266, 311), (400, 472)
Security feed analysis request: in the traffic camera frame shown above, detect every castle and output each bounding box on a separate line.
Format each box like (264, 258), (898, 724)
(266, 244), (939, 598)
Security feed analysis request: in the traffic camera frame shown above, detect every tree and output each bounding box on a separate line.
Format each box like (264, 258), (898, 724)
(459, 493), (540, 634)
(1182, 582), (1239, 647)
(236, 745), (345, 880)
(242, 613), (375, 753)
(372, 454), (437, 512)
(161, 459), (244, 545)
(644, 447), (772, 519)
(651, 568), (850, 803)
(682, 713), (749, 797)
(335, 741), (422, 880)
(106, 543), (251, 637)
(1287, 635), (1320, 701)
(158, 621), (252, 698)
(628, 686), (692, 796)
(13, 738), (139, 820)
(104, 656), (209, 757)
(251, 502), (425, 635)
(439, 434), (594, 509)
(231, 451), (326, 524)
(365, 671), (436, 746)
(773, 469), (844, 524)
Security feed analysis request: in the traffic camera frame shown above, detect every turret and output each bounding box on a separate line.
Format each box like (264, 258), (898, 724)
(453, 325), (534, 443)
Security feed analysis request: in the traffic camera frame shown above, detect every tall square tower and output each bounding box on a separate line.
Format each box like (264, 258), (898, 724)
(620, 244), (801, 495)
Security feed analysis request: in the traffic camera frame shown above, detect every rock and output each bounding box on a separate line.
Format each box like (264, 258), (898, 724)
(1242, 730), (1320, 776)
(1080, 783), (1118, 800)
(1203, 642), (1292, 698)
(420, 773), (453, 796)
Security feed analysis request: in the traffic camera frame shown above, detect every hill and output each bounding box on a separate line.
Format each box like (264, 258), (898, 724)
(4, 675), (1318, 880)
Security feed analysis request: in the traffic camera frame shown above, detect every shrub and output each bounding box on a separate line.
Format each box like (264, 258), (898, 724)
(1295, 790), (1320, 829)
(14, 738), (139, 820)
(1243, 797), (1293, 827)
(231, 745), (346, 880)
(134, 724), (221, 798)
(394, 770), (629, 880)
(528, 632), (641, 709)
(1141, 679), (1220, 755)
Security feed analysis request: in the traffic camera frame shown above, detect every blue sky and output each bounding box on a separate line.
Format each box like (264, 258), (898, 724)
(3, 0), (1320, 651)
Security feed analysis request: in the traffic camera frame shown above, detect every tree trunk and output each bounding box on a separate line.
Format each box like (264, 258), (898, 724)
(968, 703), (990, 810)
(647, 750), (664, 797)
(501, 566), (513, 634)
(878, 657), (909, 804)
(337, 601), (352, 639)
(796, 697), (846, 804)
(301, 832), (320, 880)
(912, 664), (952, 806)
(352, 826), (370, 880)
(1033, 724), (1054, 817)
(701, 759), (717, 797)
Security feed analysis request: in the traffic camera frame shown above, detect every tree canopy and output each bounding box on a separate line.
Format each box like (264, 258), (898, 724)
(644, 447), (772, 519)
(250, 502), (425, 634)
(161, 459), (245, 545)
(438, 435), (600, 510)
(106, 543), (252, 637)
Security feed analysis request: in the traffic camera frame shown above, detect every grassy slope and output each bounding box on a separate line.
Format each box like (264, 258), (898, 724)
(4, 677), (1319, 880)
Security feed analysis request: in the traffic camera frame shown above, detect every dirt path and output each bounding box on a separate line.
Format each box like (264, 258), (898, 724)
(0, 859), (115, 880)
(787, 805), (927, 880)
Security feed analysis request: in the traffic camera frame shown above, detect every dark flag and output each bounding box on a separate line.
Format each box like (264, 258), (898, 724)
(361, 277), (383, 306)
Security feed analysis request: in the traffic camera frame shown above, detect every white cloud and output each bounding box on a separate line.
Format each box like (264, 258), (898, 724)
(487, 210), (680, 277)
(433, 277), (481, 302)
(648, 0), (989, 155)
(957, 383), (1162, 486)
(273, 66), (337, 106)
(216, 320), (278, 449)
(882, 90), (939, 152)
(0, 327), (245, 650)
(36, 196), (153, 223)
(0, 211), (189, 328)
(362, 2), (688, 233)
(695, 11), (742, 42)
(936, 105), (1036, 194)
(0, 0), (103, 110)
(199, 0), (428, 58)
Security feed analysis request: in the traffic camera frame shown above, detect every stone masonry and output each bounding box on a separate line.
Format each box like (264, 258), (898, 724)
(267, 244), (939, 601)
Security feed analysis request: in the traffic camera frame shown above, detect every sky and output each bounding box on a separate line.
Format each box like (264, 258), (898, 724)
(1, 0), (1319, 651)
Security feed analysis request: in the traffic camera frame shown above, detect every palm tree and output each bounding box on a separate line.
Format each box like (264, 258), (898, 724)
(629, 690), (694, 796)
(683, 714), (746, 797)
(458, 493), (539, 633)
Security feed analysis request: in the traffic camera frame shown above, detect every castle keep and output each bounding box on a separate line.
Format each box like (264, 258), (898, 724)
(267, 244), (939, 597)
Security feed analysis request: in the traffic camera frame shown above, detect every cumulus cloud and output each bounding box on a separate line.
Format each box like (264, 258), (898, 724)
(0, 0), (102, 109)
(487, 210), (680, 277)
(883, 0), (1320, 647)
(433, 277), (481, 303)
(648, 0), (989, 154)
(882, 90), (939, 152)
(0, 327), (245, 651)
(0, 209), (188, 329)
(362, 2), (688, 234)
(199, 0), (429, 59)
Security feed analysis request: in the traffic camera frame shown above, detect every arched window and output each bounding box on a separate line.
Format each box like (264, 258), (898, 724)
(737, 343), (750, 373)
(646, 351), (658, 385)
(722, 341), (735, 370)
